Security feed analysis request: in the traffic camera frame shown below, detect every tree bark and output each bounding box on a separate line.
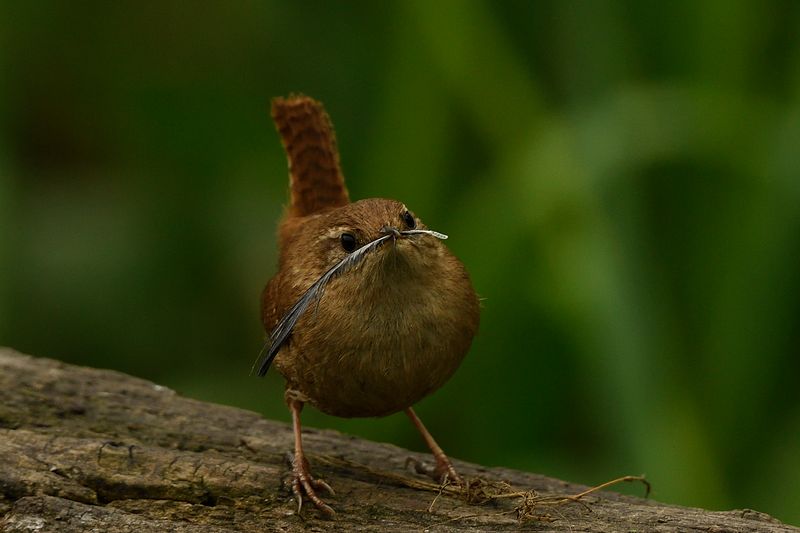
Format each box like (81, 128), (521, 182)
(0, 347), (795, 532)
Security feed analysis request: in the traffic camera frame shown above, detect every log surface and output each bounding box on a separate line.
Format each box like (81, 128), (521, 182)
(0, 347), (795, 532)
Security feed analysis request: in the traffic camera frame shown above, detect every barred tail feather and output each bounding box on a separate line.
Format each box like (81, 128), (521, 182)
(271, 95), (350, 216)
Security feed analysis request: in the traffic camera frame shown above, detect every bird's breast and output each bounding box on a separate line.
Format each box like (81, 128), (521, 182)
(275, 251), (479, 418)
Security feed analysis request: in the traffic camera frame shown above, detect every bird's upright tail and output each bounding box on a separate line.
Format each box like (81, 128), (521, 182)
(271, 95), (350, 217)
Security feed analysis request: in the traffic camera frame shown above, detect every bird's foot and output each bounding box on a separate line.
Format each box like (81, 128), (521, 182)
(286, 452), (335, 517)
(405, 456), (463, 486)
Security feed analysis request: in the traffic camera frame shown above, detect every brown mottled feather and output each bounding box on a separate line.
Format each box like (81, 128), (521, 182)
(271, 95), (350, 217)
(260, 96), (478, 514)
(262, 97), (480, 419)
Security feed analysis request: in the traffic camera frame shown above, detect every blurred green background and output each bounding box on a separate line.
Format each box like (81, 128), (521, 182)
(2, 0), (799, 524)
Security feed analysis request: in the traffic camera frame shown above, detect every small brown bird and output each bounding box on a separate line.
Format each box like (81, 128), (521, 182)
(256, 95), (480, 516)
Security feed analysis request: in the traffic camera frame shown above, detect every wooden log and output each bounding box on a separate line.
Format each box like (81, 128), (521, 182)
(0, 347), (795, 532)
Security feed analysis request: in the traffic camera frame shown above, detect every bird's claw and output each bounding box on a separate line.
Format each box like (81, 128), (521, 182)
(405, 456), (463, 486)
(287, 452), (335, 517)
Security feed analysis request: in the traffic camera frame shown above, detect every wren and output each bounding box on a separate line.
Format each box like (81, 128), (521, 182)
(256, 95), (480, 516)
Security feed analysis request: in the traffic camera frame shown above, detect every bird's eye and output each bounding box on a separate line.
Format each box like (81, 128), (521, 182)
(340, 232), (357, 253)
(402, 210), (416, 229)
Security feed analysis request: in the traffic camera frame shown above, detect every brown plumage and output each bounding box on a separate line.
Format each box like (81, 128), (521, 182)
(260, 95), (480, 516)
(270, 95), (349, 216)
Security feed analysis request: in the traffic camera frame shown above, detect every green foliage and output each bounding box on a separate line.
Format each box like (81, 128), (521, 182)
(1, 1), (798, 524)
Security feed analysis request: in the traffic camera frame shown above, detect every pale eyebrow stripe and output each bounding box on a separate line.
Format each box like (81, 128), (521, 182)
(318, 226), (352, 240)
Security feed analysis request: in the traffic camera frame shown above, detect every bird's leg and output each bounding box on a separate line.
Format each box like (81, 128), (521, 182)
(404, 407), (462, 485)
(287, 398), (335, 516)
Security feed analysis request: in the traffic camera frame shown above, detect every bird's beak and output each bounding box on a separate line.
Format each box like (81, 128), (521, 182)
(380, 226), (402, 241)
